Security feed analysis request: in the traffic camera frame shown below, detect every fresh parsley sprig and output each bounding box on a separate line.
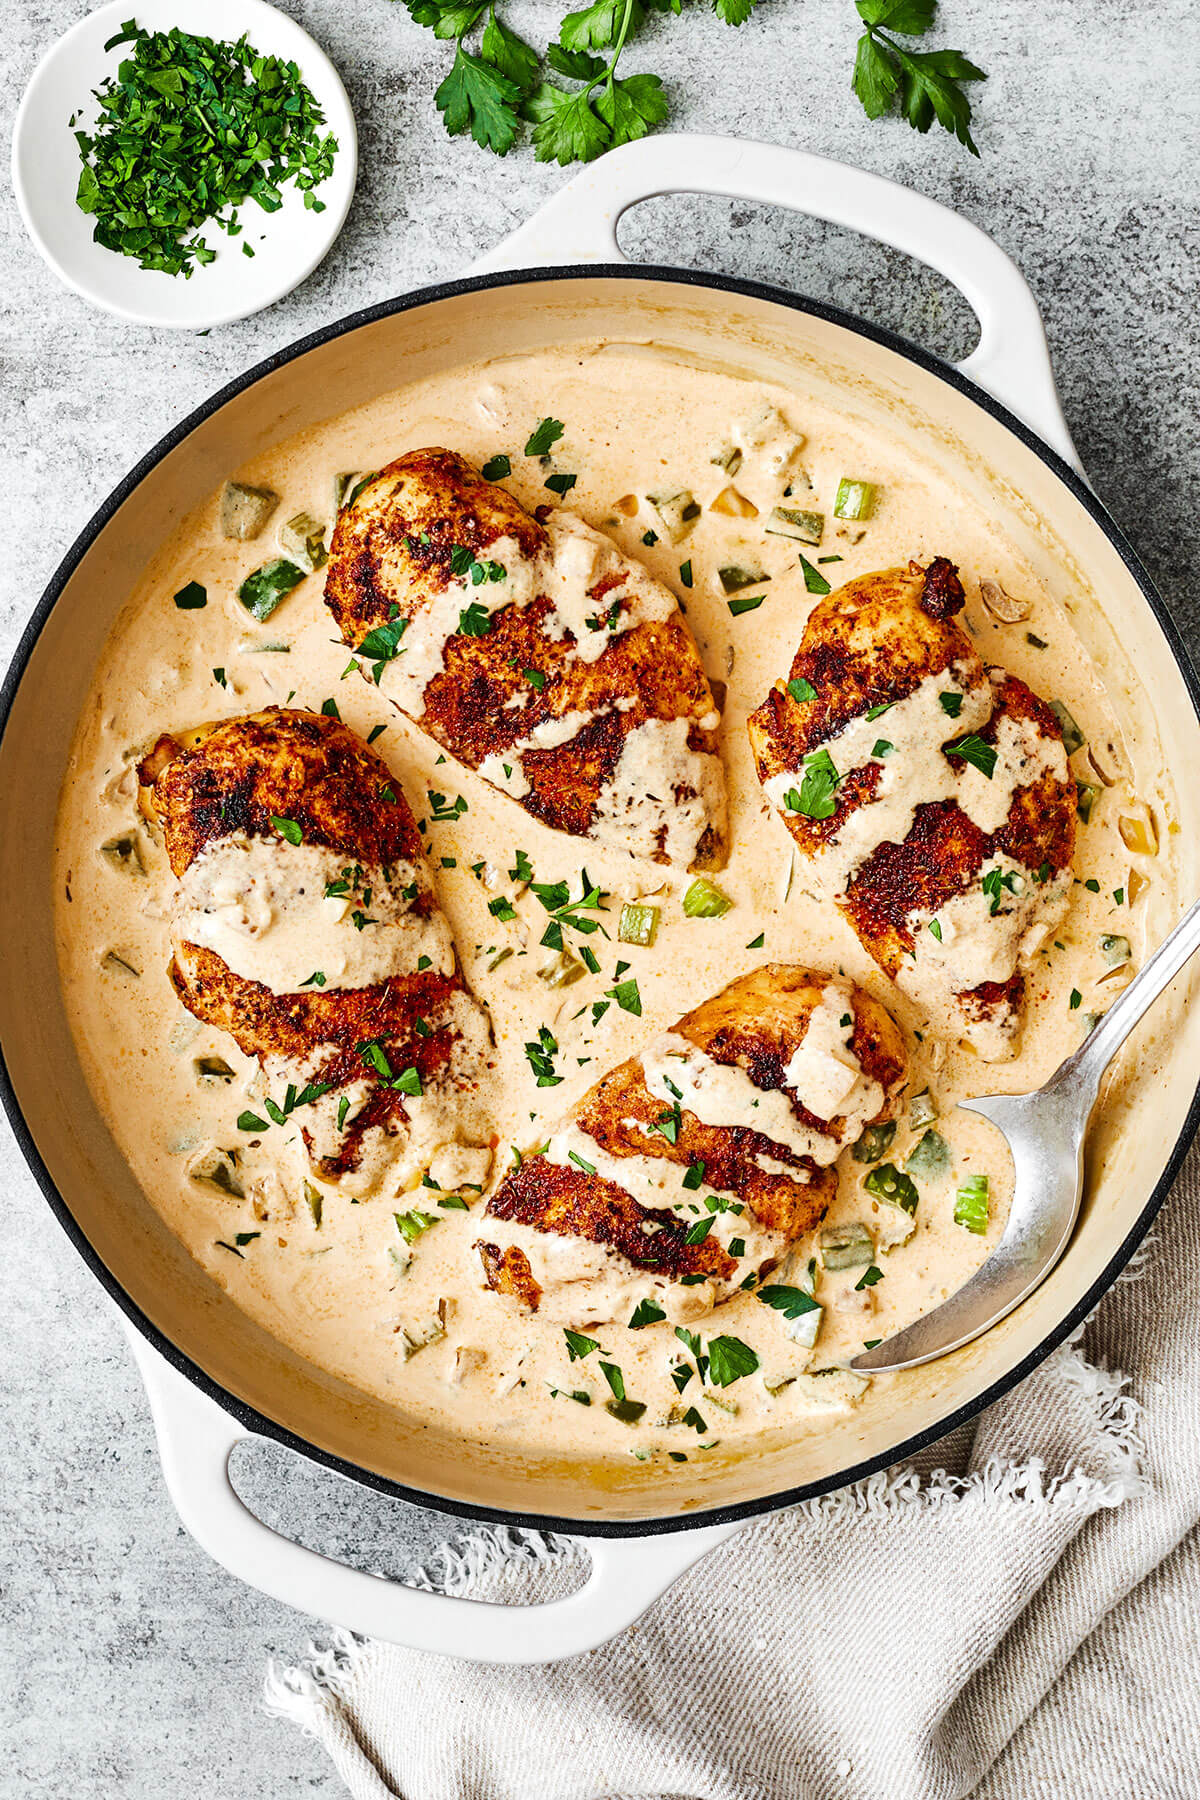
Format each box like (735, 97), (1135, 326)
(397, 0), (985, 166)
(851, 0), (986, 155)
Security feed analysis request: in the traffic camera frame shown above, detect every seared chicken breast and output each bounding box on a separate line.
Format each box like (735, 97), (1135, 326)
(138, 707), (492, 1193)
(323, 448), (727, 870)
(748, 561), (1076, 1059)
(477, 964), (907, 1326)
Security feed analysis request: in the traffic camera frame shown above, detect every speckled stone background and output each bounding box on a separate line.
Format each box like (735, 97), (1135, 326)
(2, 0), (1198, 1791)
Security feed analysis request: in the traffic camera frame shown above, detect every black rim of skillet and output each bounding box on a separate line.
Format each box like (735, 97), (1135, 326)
(4, 264), (1200, 1542)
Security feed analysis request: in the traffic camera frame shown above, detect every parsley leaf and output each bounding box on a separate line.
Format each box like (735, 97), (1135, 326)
(757, 1284), (821, 1321)
(945, 733), (997, 778)
(706, 1334), (760, 1386)
(526, 81), (610, 164)
(480, 8), (541, 87)
(851, 0), (986, 156)
(789, 748), (841, 820)
(436, 43), (524, 153)
(524, 417), (565, 456)
(594, 70), (668, 143)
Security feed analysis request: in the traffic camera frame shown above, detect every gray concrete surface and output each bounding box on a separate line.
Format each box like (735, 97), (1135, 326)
(2, 0), (1198, 1791)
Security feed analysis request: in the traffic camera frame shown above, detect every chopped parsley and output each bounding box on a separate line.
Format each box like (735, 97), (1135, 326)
(787, 747), (840, 820)
(524, 1024), (563, 1086)
(607, 977), (642, 1016)
(394, 1209), (438, 1244)
(798, 555), (831, 596)
(72, 20), (338, 278)
(786, 676), (817, 704)
(524, 418), (564, 457)
(945, 733), (997, 779)
(427, 791), (468, 823)
(174, 580), (207, 609)
(270, 815), (303, 846)
(706, 1334), (760, 1387)
(564, 1328), (599, 1360)
(728, 593), (765, 617)
(939, 691), (964, 718)
(757, 1284), (820, 1321)
(458, 601), (492, 636)
(628, 1298), (666, 1329)
(545, 471), (577, 495)
(482, 454), (511, 480)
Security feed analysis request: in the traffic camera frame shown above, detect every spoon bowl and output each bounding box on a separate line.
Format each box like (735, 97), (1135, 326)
(853, 893), (1200, 1372)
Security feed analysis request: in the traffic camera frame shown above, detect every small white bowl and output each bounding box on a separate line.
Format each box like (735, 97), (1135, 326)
(12, 0), (358, 330)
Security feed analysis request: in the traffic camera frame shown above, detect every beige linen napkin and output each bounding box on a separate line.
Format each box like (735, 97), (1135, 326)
(265, 1143), (1200, 1800)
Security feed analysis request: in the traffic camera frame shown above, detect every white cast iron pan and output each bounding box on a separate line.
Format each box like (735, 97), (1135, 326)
(4, 136), (1199, 1663)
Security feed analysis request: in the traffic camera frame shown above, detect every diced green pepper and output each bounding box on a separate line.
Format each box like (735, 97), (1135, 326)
(618, 902), (659, 947)
(864, 1161), (919, 1215)
(954, 1173), (989, 1234)
(852, 1121), (897, 1164)
(820, 1222), (874, 1270)
(682, 877), (732, 919)
(238, 558), (306, 622)
(833, 478), (876, 521)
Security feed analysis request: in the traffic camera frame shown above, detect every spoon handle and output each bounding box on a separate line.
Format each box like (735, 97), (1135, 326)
(1051, 892), (1200, 1111)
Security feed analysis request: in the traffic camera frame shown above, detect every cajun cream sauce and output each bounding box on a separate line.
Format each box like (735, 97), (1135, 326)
(55, 343), (1170, 1470)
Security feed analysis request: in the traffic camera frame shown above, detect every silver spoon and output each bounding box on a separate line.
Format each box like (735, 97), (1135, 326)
(851, 894), (1200, 1373)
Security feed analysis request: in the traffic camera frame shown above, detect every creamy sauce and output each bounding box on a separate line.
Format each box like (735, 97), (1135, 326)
(55, 344), (1168, 1472)
(173, 834), (454, 994)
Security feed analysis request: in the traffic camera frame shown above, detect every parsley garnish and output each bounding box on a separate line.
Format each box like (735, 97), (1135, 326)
(394, 1209), (438, 1244)
(174, 580), (206, 610)
(628, 1298), (666, 1329)
(458, 601), (492, 636)
(788, 747), (841, 820)
(404, 0), (985, 169)
(787, 676), (817, 704)
(524, 417), (564, 456)
(851, 0), (986, 156)
(728, 593), (765, 617)
(482, 454), (512, 480)
(270, 815), (303, 846)
(73, 21), (339, 277)
(945, 733), (997, 778)
(939, 690), (964, 718)
(525, 1024), (564, 1086)
(798, 555), (831, 596)
(564, 1328), (599, 1360)
(607, 976), (642, 1016)
(706, 1334), (760, 1386)
(757, 1284), (820, 1321)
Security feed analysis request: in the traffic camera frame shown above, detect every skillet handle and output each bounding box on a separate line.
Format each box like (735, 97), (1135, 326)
(125, 1328), (737, 1664)
(471, 133), (1081, 473)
